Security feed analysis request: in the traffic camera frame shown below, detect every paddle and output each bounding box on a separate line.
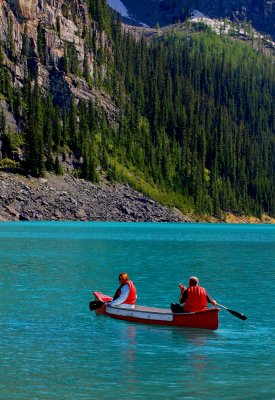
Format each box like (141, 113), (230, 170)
(216, 302), (247, 321)
(89, 300), (105, 311)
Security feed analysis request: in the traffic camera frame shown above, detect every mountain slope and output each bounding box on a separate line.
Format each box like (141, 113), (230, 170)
(0, 0), (274, 220)
(117, 0), (275, 39)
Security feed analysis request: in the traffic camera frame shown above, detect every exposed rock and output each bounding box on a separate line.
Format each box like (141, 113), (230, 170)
(0, 171), (195, 222)
(8, 0), (38, 19)
(1, 171), (274, 223)
(75, 208), (87, 220)
(0, 100), (18, 133)
(0, 0), (119, 123)
(4, 204), (19, 218)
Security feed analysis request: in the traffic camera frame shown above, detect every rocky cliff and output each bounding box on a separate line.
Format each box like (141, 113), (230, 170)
(0, 0), (118, 119)
(8, 0), (38, 19)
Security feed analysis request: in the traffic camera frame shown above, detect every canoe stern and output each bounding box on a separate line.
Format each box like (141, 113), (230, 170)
(172, 308), (219, 330)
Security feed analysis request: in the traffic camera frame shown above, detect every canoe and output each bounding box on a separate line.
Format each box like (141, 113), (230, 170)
(92, 291), (219, 330)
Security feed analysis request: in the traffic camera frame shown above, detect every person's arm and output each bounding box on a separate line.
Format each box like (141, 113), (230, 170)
(109, 284), (130, 306)
(206, 291), (216, 306)
(179, 284), (187, 304)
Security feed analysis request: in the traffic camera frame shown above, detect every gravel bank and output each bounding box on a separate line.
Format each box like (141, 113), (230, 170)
(0, 172), (194, 222)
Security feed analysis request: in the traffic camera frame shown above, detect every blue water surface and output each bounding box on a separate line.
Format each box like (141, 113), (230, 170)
(0, 222), (274, 399)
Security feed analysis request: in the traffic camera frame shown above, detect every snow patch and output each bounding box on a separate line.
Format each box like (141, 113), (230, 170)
(190, 14), (275, 46)
(107, 0), (129, 18)
(139, 22), (150, 28)
(190, 9), (205, 19)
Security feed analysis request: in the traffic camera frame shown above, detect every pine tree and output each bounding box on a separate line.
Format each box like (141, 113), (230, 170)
(7, 16), (15, 61)
(37, 22), (47, 64)
(22, 24), (29, 57)
(25, 78), (45, 177)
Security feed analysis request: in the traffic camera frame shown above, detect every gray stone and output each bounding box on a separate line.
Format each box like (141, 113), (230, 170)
(0, 171), (192, 222)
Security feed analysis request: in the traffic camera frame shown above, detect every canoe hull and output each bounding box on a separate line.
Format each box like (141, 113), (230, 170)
(93, 291), (219, 330)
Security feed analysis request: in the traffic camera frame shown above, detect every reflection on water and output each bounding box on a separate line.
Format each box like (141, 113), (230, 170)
(121, 325), (138, 386)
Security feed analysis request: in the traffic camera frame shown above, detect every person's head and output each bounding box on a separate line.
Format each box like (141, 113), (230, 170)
(189, 276), (199, 287)
(119, 272), (129, 284)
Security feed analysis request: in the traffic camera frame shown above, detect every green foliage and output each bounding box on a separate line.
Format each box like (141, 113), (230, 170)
(24, 79), (45, 177)
(0, 40), (4, 64)
(54, 155), (63, 175)
(56, 16), (61, 38)
(0, 158), (20, 170)
(1, 12), (274, 218)
(86, 0), (111, 33)
(1, 130), (24, 157)
(107, 160), (194, 213)
(0, 108), (6, 132)
(22, 24), (30, 57)
(7, 16), (15, 61)
(108, 26), (275, 217)
(67, 42), (80, 75)
(37, 22), (47, 64)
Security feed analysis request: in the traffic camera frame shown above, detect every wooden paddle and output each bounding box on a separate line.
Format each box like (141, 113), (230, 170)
(89, 300), (105, 311)
(216, 302), (247, 320)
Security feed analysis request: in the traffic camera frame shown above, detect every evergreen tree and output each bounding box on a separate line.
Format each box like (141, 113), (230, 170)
(37, 22), (47, 64)
(24, 78), (45, 177)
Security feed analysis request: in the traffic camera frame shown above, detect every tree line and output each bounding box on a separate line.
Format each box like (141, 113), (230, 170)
(0, 0), (274, 218)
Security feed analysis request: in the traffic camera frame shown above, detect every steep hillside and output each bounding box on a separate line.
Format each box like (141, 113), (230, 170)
(0, 0), (274, 221)
(0, 170), (192, 222)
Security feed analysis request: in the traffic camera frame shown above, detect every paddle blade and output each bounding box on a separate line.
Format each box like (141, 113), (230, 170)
(216, 302), (247, 321)
(89, 300), (105, 311)
(227, 308), (247, 320)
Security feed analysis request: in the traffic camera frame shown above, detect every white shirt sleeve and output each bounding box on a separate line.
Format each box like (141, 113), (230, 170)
(109, 284), (130, 306)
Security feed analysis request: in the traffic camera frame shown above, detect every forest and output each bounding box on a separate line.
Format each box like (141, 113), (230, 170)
(0, 0), (274, 218)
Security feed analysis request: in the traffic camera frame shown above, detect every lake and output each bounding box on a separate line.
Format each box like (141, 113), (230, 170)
(0, 222), (274, 399)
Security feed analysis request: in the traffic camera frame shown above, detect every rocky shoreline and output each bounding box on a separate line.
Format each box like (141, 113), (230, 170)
(0, 172), (194, 222)
(0, 172), (274, 224)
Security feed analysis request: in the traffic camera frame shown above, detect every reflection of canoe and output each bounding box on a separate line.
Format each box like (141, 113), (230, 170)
(93, 291), (220, 330)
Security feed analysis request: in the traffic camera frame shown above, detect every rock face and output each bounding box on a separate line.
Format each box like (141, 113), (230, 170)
(8, 0), (38, 19)
(0, 0), (119, 121)
(0, 171), (194, 222)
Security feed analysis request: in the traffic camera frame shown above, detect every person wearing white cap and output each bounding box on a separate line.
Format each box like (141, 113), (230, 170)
(171, 276), (216, 313)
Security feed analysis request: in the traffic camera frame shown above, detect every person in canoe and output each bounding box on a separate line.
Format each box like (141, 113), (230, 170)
(171, 276), (216, 313)
(108, 272), (137, 308)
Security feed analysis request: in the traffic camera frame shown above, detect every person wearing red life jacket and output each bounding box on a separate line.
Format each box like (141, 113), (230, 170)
(108, 272), (137, 308)
(171, 276), (216, 313)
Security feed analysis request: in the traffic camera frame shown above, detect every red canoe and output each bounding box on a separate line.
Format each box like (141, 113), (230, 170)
(93, 291), (219, 330)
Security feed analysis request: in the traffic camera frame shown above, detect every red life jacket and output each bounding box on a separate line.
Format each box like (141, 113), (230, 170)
(123, 280), (137, 304)
(183, 286), (207, 312)
(116, 280), (136, 304)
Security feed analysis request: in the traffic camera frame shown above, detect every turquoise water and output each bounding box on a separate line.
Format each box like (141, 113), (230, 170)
(0, 222), (274, 399)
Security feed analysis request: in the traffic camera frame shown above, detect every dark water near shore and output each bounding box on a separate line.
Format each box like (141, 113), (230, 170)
(0, 222), (274, 399)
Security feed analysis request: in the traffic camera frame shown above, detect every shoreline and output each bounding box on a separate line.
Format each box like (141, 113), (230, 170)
(0, 171), (274, 224)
